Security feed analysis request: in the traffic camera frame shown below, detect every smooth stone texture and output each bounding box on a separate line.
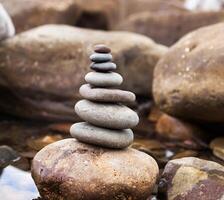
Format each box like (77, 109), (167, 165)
(85, 71), (123, 87)
(32, 138), (159, 200)
(70, 122), (133, 149)
(79, 84), (135, 103)
(90, 62), (116, 72)
(159, 157), (224, 200)
(90, 53), (112, 63)
(75, 100), (139, 129)
(94, 44), (111, 53)
(0, 4), (15, 41)
(153, 23), (224, 122)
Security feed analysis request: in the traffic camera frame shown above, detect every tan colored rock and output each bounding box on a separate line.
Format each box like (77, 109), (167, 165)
(1, 0), (81, 33)
(153, 23), (224, 122)
(32, 138), (159, 200)
(155, 114), (204, 141)
(118, 11), (224, 46)
(159, 157), (224, 200)
(0, 25), (167, 121)
(210, 137), (224, 161)
(1, 0), (185, 32)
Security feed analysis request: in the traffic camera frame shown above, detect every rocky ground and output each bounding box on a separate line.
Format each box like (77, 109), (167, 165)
(0, 0), (224, 200)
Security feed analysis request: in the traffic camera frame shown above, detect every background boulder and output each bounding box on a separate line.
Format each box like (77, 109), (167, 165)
(0, 25), (167, 121)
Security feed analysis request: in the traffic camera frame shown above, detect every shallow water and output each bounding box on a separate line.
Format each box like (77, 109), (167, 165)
(0, 104), (223, 199)
(0, 165), (39, 200)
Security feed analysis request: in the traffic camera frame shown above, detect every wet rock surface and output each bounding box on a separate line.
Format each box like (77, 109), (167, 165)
(159, 157), (224, 200)
(153, 23), (224, 122)
(32, 138), (159, 200)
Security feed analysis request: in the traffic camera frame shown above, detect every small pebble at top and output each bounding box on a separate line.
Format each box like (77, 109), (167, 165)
(94, 44), (111, 53)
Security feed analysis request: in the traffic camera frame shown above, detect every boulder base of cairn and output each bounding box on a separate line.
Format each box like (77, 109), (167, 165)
(32, 139), (159, 200)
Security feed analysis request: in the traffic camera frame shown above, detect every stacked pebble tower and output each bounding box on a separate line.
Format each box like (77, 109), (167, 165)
(70, 44), (139, 149)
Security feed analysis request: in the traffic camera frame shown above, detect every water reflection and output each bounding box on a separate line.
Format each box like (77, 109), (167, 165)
(0, 166), (39, 200)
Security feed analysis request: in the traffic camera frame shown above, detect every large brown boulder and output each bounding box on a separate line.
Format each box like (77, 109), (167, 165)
(159, 157), (224, 200)
(118, 11), (224, 46)
(32, 138), (159, 200)
(0, 25), (167, 121)
(153, 23), (224, 123)
(1, 0), (81, 33)
(1, 0), (185, 33)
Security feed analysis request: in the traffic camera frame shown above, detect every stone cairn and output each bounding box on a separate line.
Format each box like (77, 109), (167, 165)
(70, 44), (139, 149)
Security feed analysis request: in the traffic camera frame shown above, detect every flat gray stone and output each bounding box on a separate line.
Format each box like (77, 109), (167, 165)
(75, 100), (139, 129)
(85, 72), (123, 87)
(90, 62), (116, 72)
(90, 53), (112, 63)
(70, 122), (134, 149)
(0, 4), (15, 41)
(79, 84), (135, 103)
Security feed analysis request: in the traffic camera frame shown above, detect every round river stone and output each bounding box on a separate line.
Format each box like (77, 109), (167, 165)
(90, 62), (116, 72)
(90, 53), (112, 63)
(79, 84), (135, 103)
(75, 100), (139, 129)
(94, 44), (111, 53)
(32, 138), (159, 200)
(70, 122), (133, 149)
(153, 23), (224, 122)
(85, 71), (123, 87)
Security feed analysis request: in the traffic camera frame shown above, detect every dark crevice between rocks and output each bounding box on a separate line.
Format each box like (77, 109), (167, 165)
(75, 11), (109, 30)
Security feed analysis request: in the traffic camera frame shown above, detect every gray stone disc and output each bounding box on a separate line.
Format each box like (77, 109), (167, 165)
(85, 71), (123, 87)
(70, 122), (134, 149)
(79, 84), (135, 103)
(90, 62), (116, 72)
(90, 53), (112, 63)
(75, 100), (139, 129)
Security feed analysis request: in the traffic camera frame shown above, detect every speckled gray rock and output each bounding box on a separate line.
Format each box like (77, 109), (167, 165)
(75, 100), (139, 129)
(32, 138), (159, 200)
(0, 4), (15, 41)
(90, 62), (116, 72)
(90, 53), (112, 63)
(70, 122), (133, 148)
(85, 71), (123, 87)
(79, 84), (135, 103)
